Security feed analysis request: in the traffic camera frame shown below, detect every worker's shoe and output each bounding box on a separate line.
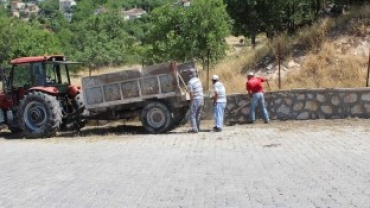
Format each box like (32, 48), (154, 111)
(247, 120), (255, 124)
(187, 129), (198, 133)
(212, 126), (222, 132)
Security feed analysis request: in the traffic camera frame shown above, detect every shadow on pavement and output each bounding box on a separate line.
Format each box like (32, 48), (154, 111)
(60, 125), (214, 137)
(0, 131), (24, 140)
(0, 125), (214, 140)
(58, 124), (148, 137)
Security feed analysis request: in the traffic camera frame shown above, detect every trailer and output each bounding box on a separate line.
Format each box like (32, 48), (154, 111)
(81, 61), (194, 133)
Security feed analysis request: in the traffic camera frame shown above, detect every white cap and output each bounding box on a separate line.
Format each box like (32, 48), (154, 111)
(212, 75), (219, 81)
(247, 72), (255, 76)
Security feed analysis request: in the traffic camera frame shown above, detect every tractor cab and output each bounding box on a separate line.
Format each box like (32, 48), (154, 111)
(1, 55), (79, 107)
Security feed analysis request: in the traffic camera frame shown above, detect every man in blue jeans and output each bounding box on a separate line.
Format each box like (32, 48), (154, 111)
(246, 72), (269, 124)
(210, 75), (226, 132)
(187, 68), (204, 133)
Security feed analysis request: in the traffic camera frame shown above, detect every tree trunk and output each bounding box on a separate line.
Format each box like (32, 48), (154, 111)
(286, 4), (295, 35)
(316, 0), (321, 15)
(250, 24), (257, 47)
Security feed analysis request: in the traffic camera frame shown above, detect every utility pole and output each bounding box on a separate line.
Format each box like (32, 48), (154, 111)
(277, 43), (281, 89)
(206, 49), (210, 91)
(367, 48), (370, 87)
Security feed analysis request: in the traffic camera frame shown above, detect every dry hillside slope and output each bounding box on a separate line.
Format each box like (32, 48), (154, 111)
(207, 5), (370, 93)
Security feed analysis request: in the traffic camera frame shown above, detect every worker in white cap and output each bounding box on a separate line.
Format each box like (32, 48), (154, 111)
(187, 68), (204, 133)
(210, 74), (226, 132)
(246, 72), (269, 124)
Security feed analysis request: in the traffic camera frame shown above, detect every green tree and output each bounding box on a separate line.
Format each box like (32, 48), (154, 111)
(143, 0), (230, 68)
(224, 0), (324, 42)
(225, 0), (287, 45)
(67, 11), (137, 68)
(38, 0), (59, 18)
(0, 18), (62, 64)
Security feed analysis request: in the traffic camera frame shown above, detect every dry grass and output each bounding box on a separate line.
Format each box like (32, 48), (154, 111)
(284, 42), (368, 89)
(199, 43), (271, 93)
(207, 5), (370, 93)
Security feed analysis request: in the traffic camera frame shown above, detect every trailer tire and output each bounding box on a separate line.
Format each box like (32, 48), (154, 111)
(18, 91), (62, 138)
(171, 107), (189, 128)
(141, 101), (173, 134)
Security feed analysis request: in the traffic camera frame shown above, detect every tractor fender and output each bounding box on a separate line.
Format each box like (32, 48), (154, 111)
(67, 85), (81, 98)
(27, 87), (59, 95)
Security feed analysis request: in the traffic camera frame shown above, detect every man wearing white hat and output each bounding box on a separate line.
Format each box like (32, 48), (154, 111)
(246, 72), (269, 124)
(210, 75), (226, 132)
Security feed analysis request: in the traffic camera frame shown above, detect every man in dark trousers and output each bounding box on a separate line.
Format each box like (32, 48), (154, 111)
(246, 72), (269, 124)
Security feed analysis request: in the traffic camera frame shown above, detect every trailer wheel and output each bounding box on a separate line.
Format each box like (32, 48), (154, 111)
(18, 91), (62, 138)
(172, 107), (189, 127)
(141, 101), (173, 133)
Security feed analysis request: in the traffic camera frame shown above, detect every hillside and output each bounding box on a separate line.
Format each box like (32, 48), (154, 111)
(208, 5), (370, 93)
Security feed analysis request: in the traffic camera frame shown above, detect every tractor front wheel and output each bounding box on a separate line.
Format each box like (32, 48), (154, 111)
(18, 91), (62, 138)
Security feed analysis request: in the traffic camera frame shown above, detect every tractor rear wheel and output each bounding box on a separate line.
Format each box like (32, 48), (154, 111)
(18, 91), (62, 138)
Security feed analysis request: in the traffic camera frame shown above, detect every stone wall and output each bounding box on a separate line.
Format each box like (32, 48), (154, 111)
(202, 88), (370, 124)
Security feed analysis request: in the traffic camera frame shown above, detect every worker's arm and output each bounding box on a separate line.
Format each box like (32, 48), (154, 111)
(246, 83), (252, 98)
(187, 83), (193, 101)
(262, 77), (271, 91)
(248, 91), (252, 99)
(211, 92), (218, 105)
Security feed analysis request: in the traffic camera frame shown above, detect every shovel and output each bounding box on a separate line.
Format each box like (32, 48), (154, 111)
(224, 99), (249, 126)
(225, 97), (249, 115)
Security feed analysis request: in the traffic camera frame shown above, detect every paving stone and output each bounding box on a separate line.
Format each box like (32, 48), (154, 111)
(0, 120), (370, 208)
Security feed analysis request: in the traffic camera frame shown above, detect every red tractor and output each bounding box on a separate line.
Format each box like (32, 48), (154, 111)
(0, 55), (85, 138)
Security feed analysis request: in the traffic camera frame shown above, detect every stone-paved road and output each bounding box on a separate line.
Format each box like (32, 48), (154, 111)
(0, 119), (370, 208)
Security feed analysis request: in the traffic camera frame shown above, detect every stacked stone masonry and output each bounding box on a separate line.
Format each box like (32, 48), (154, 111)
(202, 88), (370, 124)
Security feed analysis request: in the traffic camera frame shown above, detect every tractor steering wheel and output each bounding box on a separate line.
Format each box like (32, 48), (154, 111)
(46, 76), (56, 85)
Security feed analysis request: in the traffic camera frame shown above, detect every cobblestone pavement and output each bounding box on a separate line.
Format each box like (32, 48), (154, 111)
(0, 119), (370, 208)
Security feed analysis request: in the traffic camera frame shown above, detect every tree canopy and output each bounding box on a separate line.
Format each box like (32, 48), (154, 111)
(0, 18), (61, 65)
(142, 0), (230, 68)
(0, 0), (368, 68)
(224, 0), (367, 45)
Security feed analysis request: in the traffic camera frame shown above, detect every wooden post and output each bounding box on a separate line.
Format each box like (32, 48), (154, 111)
(367, 48), (370, 87)
(278, 43), (281, 89)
